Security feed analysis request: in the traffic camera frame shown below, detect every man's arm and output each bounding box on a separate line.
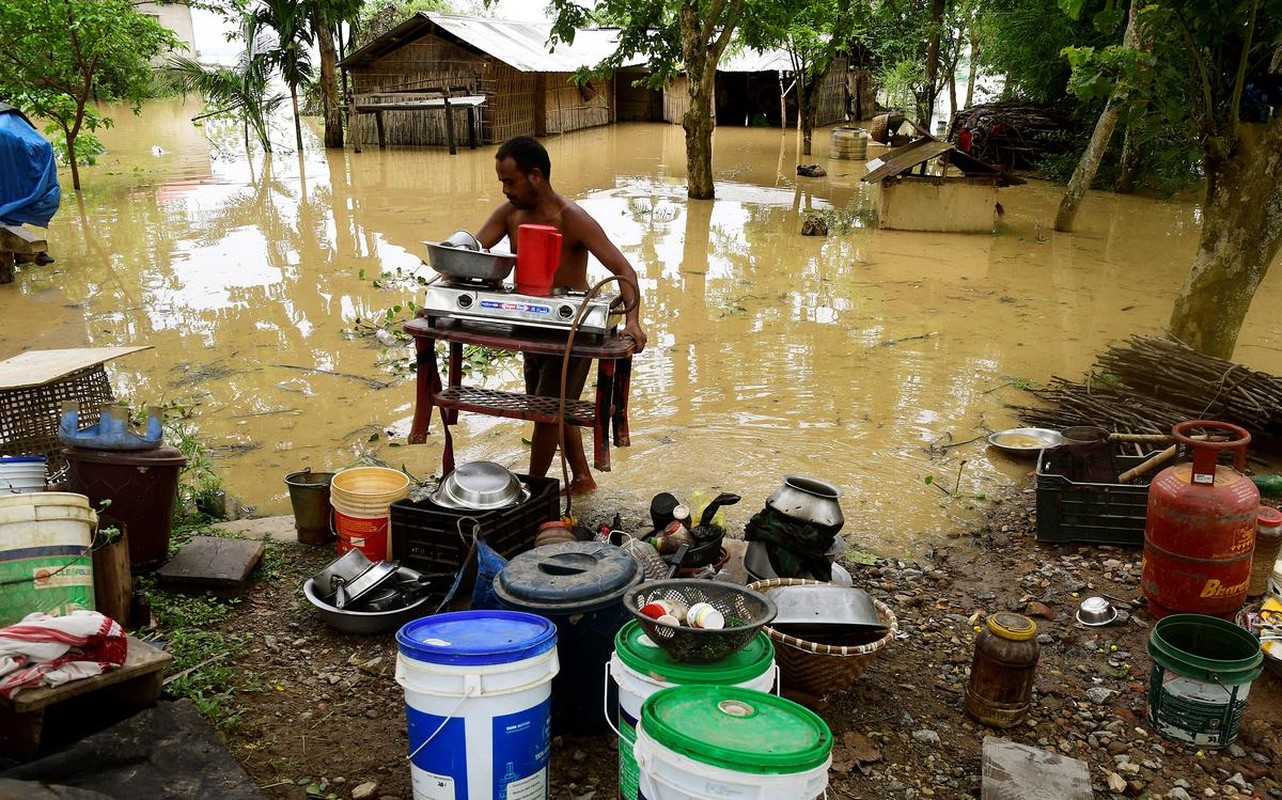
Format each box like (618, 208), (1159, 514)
(475, 205), (511, 250)
(567, 206), (647, 353)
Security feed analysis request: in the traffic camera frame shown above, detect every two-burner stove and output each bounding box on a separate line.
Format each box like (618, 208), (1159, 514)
(423, 279), (623, 335)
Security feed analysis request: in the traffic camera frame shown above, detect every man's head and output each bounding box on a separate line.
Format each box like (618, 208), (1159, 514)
(495, 136), (551, 210)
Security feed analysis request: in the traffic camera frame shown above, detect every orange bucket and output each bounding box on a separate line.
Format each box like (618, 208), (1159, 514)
(334, 509), (391, 562)
(515, 224), (562, 296)
(330, 467), (410, 561)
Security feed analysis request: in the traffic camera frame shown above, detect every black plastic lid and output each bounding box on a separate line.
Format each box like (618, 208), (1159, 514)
(494, 541), (641, 614)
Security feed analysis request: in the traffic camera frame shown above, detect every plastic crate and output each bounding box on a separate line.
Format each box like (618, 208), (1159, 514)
(390, 474), (559, 584)
(1035, 452), (1152, 546)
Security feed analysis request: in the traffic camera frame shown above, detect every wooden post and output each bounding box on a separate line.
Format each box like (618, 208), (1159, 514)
(347, 98), (362, 154)
(466, 105), (477, 149)
(375, 110), (386, 150)
(92, 526), (133, 626)
(0, 251), (13, 284)
(443, 96), (457, 155)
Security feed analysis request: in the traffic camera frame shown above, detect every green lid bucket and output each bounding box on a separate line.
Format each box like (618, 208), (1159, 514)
(1147, 613), (1263, 748)
(615, 619), (775, 685)
(639, 685), (832, 775)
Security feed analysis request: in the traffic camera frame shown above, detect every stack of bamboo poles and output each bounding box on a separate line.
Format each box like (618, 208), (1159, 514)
(1010, 335), (1282, 450)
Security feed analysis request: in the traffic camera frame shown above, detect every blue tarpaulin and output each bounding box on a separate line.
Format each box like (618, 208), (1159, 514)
(0, 102), (61, 228)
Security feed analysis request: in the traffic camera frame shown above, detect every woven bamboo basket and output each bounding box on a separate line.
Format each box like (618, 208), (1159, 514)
(749, 578), (898, 695)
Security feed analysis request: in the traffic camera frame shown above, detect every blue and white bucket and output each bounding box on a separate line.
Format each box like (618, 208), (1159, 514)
(0, 456), (46, 494)
(396, 610), (559, 800)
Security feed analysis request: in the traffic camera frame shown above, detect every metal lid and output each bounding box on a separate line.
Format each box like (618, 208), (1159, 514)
(397, 610), (556, 666)
(988, 612), (1037, 641)
(640, 685), (831, 774)
(494, 541), (641, 613)
(615, 620), (775, 685)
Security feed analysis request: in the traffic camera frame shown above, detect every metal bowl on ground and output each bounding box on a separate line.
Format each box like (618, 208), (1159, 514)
(987, 427), (1064, 456)
(424, 240), (515, 282)
(310, 549), (376, 601)
(1076, 596), (1118, 626)
(435, 461), (527, 510)
(303, 566), (435, 635)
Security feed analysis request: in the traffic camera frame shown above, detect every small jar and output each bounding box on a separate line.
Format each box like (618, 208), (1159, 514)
(964, 612), (1040, 728)
(1248, 506), (1282, 597)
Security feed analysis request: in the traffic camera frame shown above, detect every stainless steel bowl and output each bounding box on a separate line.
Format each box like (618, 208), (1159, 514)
(442, 229), (481, 250)
(424, 241), (515, 282)
(438, 461), (525, 510)
(1076, 596), (1118, 626)
(303, 567), (434, 635)
(766, 475), (845, 531)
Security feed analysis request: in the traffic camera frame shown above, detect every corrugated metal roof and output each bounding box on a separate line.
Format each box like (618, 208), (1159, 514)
(717, 48), (794, 73)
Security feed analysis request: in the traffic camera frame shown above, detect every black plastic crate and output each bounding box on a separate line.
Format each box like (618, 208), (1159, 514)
(390, 474), (559, 584)
(1035, 452), (1151, 546)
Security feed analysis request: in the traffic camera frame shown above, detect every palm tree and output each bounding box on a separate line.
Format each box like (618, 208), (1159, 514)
(164, 14), (285, 154)
(253, 0), (315, 154)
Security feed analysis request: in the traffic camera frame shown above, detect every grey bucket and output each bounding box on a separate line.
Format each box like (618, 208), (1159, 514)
(284, 469), (336, 545)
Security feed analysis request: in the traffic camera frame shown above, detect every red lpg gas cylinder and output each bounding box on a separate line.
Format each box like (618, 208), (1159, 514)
(1142, 421), (1259, 618)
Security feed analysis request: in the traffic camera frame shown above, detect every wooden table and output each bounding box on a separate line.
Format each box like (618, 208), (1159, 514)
(404, 316), (636, 473)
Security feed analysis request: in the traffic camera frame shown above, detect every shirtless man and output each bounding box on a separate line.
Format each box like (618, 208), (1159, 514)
(476, 136), (647, 495)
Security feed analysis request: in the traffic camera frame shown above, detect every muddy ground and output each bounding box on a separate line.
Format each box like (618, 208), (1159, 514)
(210, 486), (1282, 800)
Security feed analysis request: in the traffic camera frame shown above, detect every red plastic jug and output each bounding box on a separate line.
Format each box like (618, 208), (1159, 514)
(515, 223), (562, 296)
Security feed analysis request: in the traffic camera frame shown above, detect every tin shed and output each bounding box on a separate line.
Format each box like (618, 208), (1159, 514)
(339, 13), (637, 149)
(861, 136), (1024, 233)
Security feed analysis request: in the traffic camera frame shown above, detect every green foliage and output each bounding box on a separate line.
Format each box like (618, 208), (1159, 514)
(0, 0), (178, 188)
(162, 402), (225, 522)
(974, 0), (1112, 104)
(44, 128), (107, 167)
(356, 0), (450, 45)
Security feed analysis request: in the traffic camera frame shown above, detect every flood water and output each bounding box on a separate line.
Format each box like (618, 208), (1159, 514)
(6, 97), (1282, 556)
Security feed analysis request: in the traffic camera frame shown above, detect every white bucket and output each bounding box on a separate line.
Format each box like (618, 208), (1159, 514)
(609, 623), (778, 800)
(0, 492), (97, 626)
(1269, 560), (1282, 602)
(396, 610), (559, 800)
(0, 456), (47, 494)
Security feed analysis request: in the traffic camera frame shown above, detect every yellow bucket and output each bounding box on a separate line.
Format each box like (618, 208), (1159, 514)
(330, 467), (410, 561)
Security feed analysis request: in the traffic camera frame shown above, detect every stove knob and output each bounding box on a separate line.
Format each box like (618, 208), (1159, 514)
(457, 294), (474, 309)
(556, 304), (575, 320)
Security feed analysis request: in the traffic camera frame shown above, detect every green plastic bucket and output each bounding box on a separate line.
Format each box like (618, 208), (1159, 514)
(1147, 613), (1262, 748)
(634, 685), (831, 799)
(610, 621), (777, 800)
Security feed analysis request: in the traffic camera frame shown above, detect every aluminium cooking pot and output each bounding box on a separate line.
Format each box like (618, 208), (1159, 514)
(766, 475), (845, 532)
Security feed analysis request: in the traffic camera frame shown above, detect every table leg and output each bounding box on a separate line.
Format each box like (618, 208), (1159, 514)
(409, 333), (441, 444)
(446, 342), (463, 426)
(613, 356), (632, 447)
(593, 359), (615, 472)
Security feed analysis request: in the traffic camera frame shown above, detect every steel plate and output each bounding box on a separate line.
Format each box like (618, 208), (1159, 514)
(987, 427), (1064, 455)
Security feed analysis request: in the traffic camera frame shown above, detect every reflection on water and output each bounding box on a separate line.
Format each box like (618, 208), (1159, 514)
(4, 97), (1282, 556)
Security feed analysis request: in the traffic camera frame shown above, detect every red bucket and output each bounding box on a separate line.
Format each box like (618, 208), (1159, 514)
(334, 510), (390, 562)
(515, 223), (562, 296)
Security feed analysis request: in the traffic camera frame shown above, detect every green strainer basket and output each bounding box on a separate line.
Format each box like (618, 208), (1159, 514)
(623, 579), (777, 663)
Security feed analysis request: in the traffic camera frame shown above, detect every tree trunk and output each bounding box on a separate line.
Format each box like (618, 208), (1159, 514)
(1168, 122), (1282, 359)
(314, 8), (343, 148)
(291, 86), (304, 154)
(1053, 0), (1139, 231)
(67, 134), (81, 191)
(965, 29), (979, 109)
(799, 80), (814, 155)
(1053, 100), (1120, 231)
(679, 3), (716, 200)
(1116, 124), (1141, 193)
(919, 0), (947, 126)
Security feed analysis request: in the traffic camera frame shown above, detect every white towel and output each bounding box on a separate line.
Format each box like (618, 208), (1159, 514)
(0, 610), (127, 698)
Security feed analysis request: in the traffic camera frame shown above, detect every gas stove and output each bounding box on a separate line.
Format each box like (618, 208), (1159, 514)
(423, 281), (624, 335)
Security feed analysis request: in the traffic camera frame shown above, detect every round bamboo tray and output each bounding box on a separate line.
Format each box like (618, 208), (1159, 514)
(748, 578), (898, 695)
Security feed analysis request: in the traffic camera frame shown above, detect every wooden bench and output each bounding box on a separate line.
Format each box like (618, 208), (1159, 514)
(0, 636), (172, 759)
(0, 224), (48, 284)
(348, 89), (485, 155)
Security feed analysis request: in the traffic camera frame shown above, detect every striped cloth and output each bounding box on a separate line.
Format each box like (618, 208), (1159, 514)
(0, 610), (127, 698)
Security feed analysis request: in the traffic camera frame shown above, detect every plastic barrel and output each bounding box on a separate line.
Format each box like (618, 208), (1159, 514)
(63, 446), (186, 572)
(829, 127), (867, 160)
(0, 492), (97, 625)
(284, 470), (335, 545)
(0, 456), (47, 494)
(396, 611), (559, 800)
(634, 685), (832, 800)
(1147, 613), (1262, 748)
(331, 467), (409, 561)
(610, 621), (776, 800)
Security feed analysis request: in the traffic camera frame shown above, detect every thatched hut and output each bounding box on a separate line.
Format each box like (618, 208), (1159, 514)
(339, 13), (635, 149)
(662, 49), (849, 128)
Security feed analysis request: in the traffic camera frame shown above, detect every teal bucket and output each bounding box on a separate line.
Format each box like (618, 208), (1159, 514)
(1147, 613), (1262, 748)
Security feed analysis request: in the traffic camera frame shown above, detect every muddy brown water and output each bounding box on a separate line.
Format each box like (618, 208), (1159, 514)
(5, 97), (1282, 556)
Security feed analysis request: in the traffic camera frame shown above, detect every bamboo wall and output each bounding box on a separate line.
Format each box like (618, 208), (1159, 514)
(348, 32), (614, 148)
(663, 76), (692, 123)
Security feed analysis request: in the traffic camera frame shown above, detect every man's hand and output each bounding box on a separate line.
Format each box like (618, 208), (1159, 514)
(623, 319), (647, 353)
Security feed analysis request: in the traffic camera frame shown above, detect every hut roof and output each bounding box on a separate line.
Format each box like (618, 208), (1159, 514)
(340, 12), (636, 73)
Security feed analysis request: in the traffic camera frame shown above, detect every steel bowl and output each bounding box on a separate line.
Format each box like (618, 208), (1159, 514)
(766, 475), (844, 531)
(437, 461), (526, 510)
(1076, 596), (1118, 626)
(442, 229), (481, 250)
(424, 240), (515, 282)
(987, 427), (1064, 455)
(303, 567), (434, 635)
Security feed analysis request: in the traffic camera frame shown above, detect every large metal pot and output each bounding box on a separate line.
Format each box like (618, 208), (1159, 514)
(766, 475), (845, 532)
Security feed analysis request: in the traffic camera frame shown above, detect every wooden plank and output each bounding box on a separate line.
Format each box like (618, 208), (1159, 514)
(3, 636), (171, 715)
(0, 225), (47, 254)
(0, 347), (152, 391)
(155, 536), (264, 594)
(862, 138), (956, 183)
